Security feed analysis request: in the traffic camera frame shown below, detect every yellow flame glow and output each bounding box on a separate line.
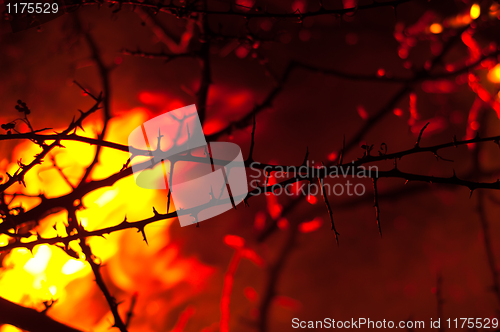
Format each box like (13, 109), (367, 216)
(23, 245), (52, 275)
(470, 3), (480, 20)
(429, 23), (443, 34)
(61, 259), (86, 275)
(0, 325), (22, 332)
(0, 103), (214, 332)
(0, 110), (152, 311)
(488, 64), (500, 83)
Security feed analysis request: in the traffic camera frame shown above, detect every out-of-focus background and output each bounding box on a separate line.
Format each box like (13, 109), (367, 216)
(1, 0), (500, 331)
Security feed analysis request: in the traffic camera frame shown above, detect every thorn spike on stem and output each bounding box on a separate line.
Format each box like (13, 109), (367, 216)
(248, 112), (256, 162)
(338, 134), (345, 167)
(318, 177), (339, 246)
(167, 190), (172, 212)
(372, 178), (382, 237)
(139, 227), (149, 245)
(415, 122), (430, 148)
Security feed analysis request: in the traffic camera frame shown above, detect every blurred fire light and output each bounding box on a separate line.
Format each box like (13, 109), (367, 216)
(0, 104), (214, 331)
(470, 4), (480, 20)
(429, 23), (443, 34)
(298, 217), (323, 233)
(487, 64), (500, 83)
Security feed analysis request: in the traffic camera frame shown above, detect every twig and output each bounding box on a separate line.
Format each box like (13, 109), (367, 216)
(134, 7), (194, 54)
(0, 297), (83, 332)
(0, 99), (101, 194)
(61, 0), (413, 20)
(51, 155), (74, 190)
(124, 293), (138, 328)
(196, 12), (211, 125)
(478, 191), (500, 307)
(68, 207), (128, 332)
(75, 16), (112, 186)
(122, 49), (194, 62)
(372, 178), (382, 237)
(415, 122), (430, 148)
(318, 176), (339, 245)
(80, 239), (128, 332)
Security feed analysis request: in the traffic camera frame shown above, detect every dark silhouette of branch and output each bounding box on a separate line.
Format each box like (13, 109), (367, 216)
(0, 297), (83, 332)
(206, 61), (297, 141)
(5, 128), (500, 249)
(477, 191), (500, 307)
(61, 0), (413, 20)
(75, 16), (112, 186)
(134, 7), (195, 54)
(2, 1), (500, 332)
(80, 238), (128, 332)
(319, 176), (339, 245)
(196, 10), (211, 125)
(121, 49), (194, 62)
(124, 293), (137, 328)
(0, 99), (101, 195)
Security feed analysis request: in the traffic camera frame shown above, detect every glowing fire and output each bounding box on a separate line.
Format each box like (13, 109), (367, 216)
(0, 99), (213, 331)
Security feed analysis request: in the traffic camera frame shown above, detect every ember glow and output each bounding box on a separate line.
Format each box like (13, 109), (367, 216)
(2, 0), (500, 331)
(0, 109), (213, 331)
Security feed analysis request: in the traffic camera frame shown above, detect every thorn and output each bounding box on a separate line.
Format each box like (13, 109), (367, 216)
(247, 112), (256, 162)
(415, 122), (430, 148)
(152, 206), (159, 216)
(372, 178), (382, 237)
(337, 135), (345, 167)
(318, 177), (339, 246)
(138, 227), (149, 245)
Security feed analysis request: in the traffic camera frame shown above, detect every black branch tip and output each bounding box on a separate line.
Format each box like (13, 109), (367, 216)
(138, 227), (149, 245)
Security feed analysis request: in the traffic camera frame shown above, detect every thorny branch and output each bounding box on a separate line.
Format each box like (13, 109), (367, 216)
(477, 191), (500, 307)
(255, 11), (488, 242)
(1, 1), (500, 331)
(61, 0), (413, 20)
(74, 15), (112, 186)
(3, 126), (500, 252)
